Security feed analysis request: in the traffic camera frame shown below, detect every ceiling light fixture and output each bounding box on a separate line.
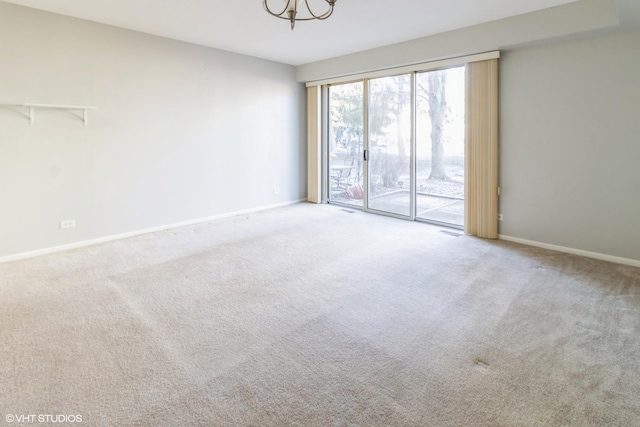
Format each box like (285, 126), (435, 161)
(263, 0), (337, 30)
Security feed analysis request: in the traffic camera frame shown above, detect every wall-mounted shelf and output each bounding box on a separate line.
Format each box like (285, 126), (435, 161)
(23, 103), (98, 126)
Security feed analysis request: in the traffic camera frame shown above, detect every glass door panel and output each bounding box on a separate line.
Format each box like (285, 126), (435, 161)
(328, 82), (364, 208)
(367, 74), (412, 217)
(415, 67), (465, 226)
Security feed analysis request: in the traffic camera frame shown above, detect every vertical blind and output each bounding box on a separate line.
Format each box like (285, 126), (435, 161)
(307, 85), (321, 204)
(465, 58), (499, 239)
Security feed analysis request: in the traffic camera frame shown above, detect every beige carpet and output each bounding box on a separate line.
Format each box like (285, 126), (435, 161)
(1, 203), (639, 426)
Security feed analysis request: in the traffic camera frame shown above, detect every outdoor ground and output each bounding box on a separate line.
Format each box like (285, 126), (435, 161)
(331, 156), (464, 226)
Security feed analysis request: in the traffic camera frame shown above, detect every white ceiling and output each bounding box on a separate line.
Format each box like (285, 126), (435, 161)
(1, 0), (580, 65)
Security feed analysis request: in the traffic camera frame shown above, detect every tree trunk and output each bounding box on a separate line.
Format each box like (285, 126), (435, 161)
(427, 71), (448, 181)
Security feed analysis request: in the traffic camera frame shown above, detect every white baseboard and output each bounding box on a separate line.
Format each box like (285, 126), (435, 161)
(499, 234), (640, 268)
(0, 198), (307, 264)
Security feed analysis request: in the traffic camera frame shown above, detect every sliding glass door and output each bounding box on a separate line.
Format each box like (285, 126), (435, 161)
(328, 82), (364, 208)
(415, 66), (466, 226)
(366, 75), (412, 217)
(326, 66), (466, 228)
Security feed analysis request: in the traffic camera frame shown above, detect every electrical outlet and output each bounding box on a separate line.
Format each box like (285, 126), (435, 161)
(60, 220), (76, 229)
(498, 214), (504, 221)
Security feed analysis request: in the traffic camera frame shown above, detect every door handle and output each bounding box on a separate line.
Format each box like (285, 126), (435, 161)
(363, 149), (368, 161)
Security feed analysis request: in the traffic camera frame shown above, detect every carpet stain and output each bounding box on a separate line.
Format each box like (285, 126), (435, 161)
(474, 359), (490, 372)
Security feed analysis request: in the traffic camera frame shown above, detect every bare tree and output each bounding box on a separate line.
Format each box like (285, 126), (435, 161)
(418, 70), (449, 181)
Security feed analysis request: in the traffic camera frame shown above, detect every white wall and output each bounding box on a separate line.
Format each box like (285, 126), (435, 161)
(499, 29), (640, 261)
(296, 0), (619, 82)
(0, 3), (306, 258)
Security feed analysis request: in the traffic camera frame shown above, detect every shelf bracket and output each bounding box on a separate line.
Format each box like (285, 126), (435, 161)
(23, 103), (97, 126)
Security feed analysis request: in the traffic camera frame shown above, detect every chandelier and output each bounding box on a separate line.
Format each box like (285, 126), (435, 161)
(263, 0), (337, 30)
